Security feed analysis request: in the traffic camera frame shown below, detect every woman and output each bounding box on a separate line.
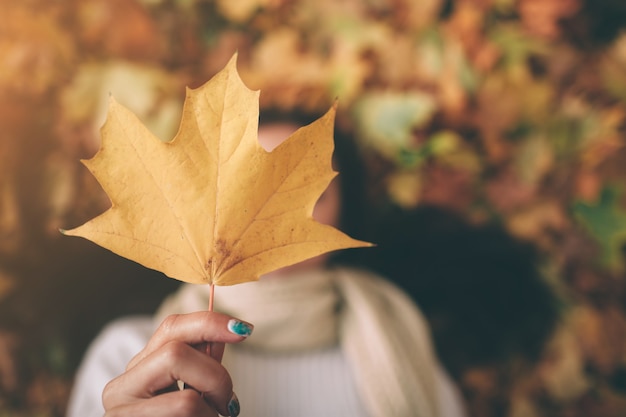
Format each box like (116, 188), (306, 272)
(65, 112), (467, 417)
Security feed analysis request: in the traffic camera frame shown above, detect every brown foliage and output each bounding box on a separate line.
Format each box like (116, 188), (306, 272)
(2, 0), (626, 415)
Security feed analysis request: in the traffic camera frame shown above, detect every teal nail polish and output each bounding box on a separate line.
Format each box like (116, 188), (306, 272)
(227, 319), (253, 337)
(228, 392), (240, 417)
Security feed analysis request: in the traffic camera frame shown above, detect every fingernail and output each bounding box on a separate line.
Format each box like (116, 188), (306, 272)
(227, 319), (253, 337)
(228, 392), (240, 417)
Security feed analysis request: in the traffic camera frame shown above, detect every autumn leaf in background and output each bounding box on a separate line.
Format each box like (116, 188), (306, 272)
(62, 54), (371, 287)
(573, 186), (626, 272)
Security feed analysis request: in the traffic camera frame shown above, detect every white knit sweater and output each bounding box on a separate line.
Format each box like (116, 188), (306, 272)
(66, 268), (467, 417)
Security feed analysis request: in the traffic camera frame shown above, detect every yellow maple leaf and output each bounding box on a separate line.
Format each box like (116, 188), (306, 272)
(62, 54), (371, 286)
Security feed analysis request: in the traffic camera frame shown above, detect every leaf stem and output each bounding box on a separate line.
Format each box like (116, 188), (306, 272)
(205, 283), (216, 358)
(208, 283), (215, 312)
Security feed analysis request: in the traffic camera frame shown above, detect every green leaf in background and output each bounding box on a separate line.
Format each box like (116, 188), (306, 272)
(399, 130), (482, 171)
(352, 91), (437, 162)
(573, 186), (626, 272)
(489, 24), (548, 72)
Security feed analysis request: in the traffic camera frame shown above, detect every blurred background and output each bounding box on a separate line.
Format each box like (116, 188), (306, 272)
(2, 0), (626, 416)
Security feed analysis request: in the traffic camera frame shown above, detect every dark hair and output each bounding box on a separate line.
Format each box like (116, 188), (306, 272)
(561, 0), (626, 49)
(364, 204), (560, 377)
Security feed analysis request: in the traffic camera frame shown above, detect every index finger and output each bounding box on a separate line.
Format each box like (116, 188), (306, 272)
(127, 311), (253, 370)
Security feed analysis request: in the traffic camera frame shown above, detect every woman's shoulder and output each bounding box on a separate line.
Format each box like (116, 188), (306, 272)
(77, 315), (156, 376)
(90, 315), (156, 356)
(66, 315), (156, 417)
(95, 315), (156, 346)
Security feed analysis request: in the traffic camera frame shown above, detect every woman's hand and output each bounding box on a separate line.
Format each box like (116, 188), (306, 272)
(102, 311), (253, 417)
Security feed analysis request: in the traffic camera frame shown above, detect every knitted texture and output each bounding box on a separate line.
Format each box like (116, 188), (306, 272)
(156, 267), (440, 417)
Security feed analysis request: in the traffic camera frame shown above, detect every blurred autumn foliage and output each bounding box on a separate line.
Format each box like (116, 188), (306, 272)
(2, 0), (626, 416)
